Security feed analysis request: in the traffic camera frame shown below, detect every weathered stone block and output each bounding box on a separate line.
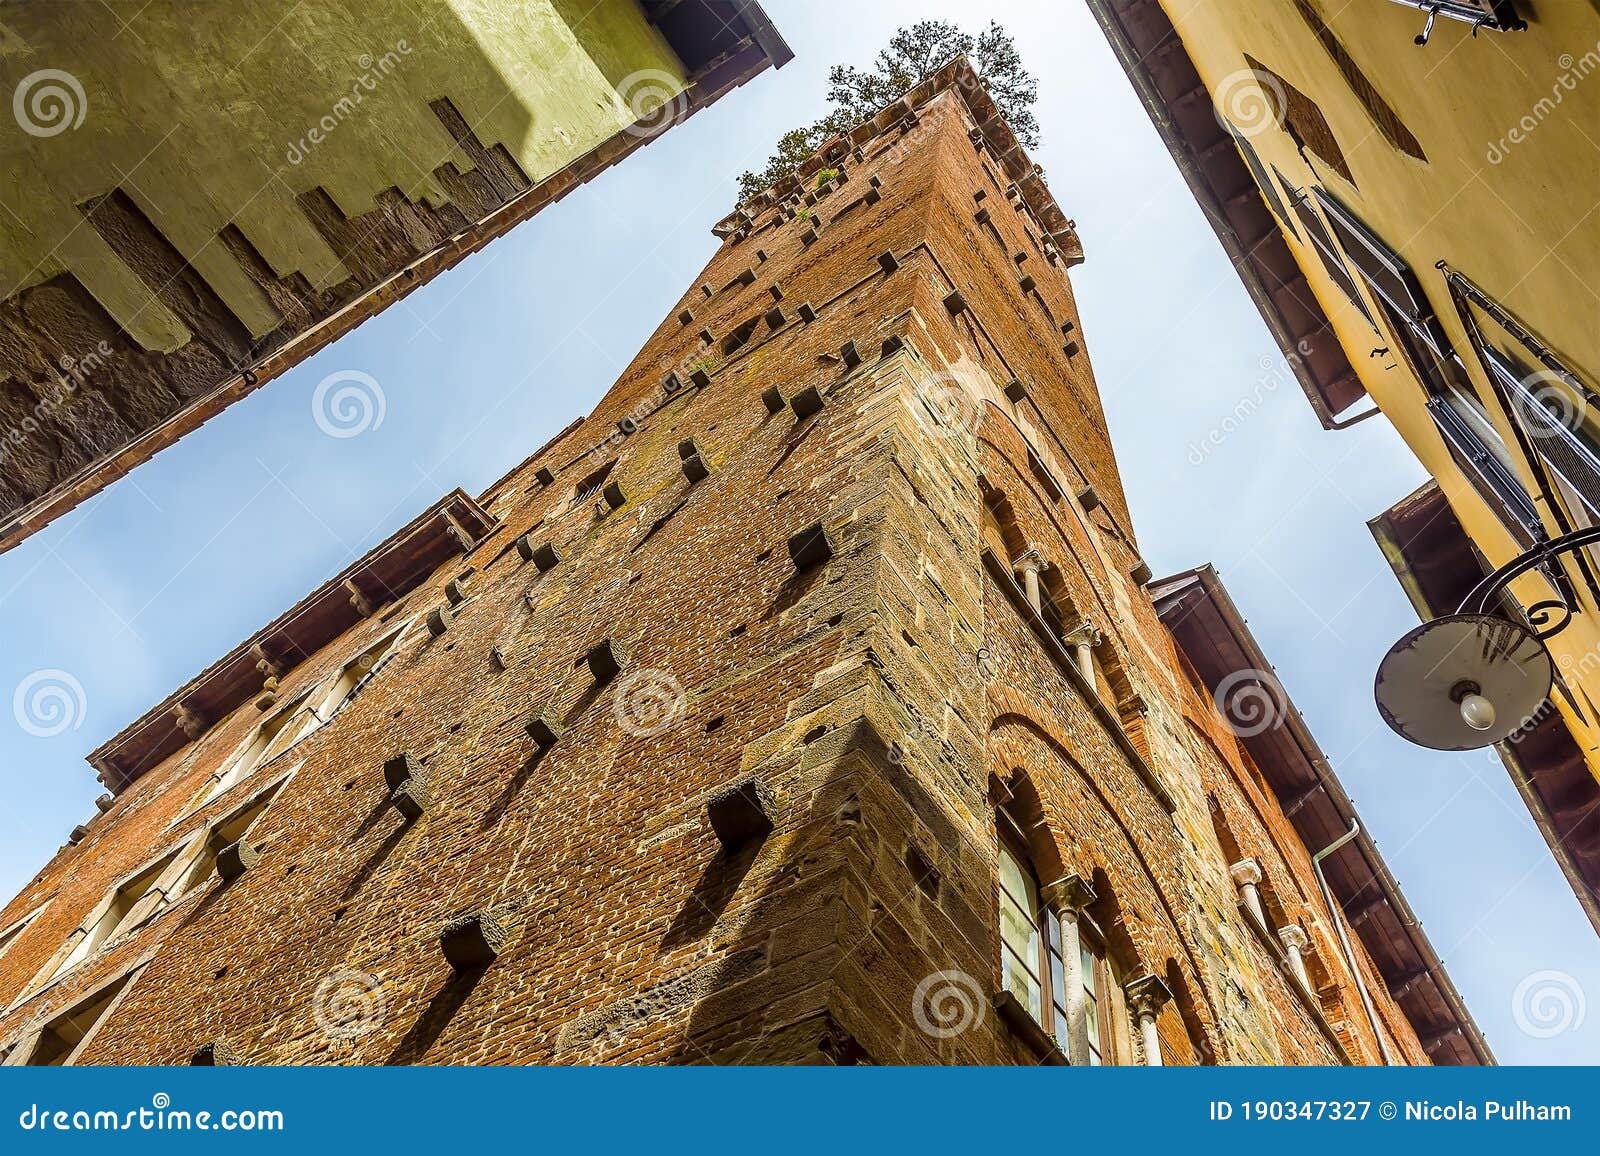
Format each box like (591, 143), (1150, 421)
(943, 289), (968, 314)
(840, 341), (861, 369)
(586, 639), (629, 683)
(766, 305), (786, 329)
(445, 577), (471, 605)
(791, 386), (824, 420)
(877, 251), (899, 274)
(797, 302), (817, 323)
(427, 606), (453, 637)
(533, 466), (555, 487)
(682, 454), (710, 483)
(384, 752), (423, 792)
(881, 334), (904, 357)
(788, 522), (833, 571)
(216, 838), (258, 881)
(762, 386), (786, 414)
(1018, 274), (1036, 294)
(191, 1039), (242, 1066)
(525, 712), (563, 750)
(530, 541), (561, 573)
(1004, 378), (1027, 403)
(662, 371), (684, 394)
(392, 776), (431, 821)
(707, 777), (776, 850)
(689, 367), (712, 388)
(440, 911), (509, 971)
(601, 480), (627, 511)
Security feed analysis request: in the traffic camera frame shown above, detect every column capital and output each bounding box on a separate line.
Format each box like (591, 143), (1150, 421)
(1124, 972), (1173, 1019)
(1278, 924), (1310, 952)
(1228, 858), (1263, 888)
(1061, 617), (1101, 649)
(1011, 548), (1049, 576)
(1041, 872), (1096, 914)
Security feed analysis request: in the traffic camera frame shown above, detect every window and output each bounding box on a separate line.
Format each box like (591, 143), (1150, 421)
(1283, 184), (1378, 331)
(574, 461), (616, 505)
(997, 819), (1113, 1062)
(0, 907), (41, 964)
(1228, 128), (1297, 239)
(1292, 0), (1426, 161)
(1446, 268), (1600, 528)
(1311, 204), (1545, 547)
(314, 629), (405, 722)
(171, 776), (288, 895)
(181, 696), (308, 817)
(48, 846), (184, 982)
(12, 971), (138, 1066)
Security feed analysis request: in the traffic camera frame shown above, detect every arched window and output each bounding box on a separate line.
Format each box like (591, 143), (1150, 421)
(996, 799), (1116, 1063)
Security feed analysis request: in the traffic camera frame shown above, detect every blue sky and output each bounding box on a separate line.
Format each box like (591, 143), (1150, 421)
(1, 0), (1595, 1063)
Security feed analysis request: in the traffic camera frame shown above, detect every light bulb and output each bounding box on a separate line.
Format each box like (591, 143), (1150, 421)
(1459, 692), (1497, 732)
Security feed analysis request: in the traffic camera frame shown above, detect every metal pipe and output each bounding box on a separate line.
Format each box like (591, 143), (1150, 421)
(1312, 819), (1396, 1065)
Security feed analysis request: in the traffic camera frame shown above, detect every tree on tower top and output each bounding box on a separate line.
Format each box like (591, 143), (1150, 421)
(737, 20), (1040, 202)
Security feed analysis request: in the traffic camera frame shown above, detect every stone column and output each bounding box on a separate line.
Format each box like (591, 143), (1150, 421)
(1041, 873), (1096, 1065)
(1013, 549), (1049, 615)
(1062, 619), (1101, 688)
(1229, 858), (1266, 925)
(1125, 973), (1173, 1066)
(1279, 924), (1311, 991)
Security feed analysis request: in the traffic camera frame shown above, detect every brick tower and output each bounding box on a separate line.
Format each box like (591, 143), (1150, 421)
(0, 60), (1488, 1066)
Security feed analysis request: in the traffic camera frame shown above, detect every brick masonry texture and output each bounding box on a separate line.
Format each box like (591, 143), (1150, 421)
(0, 72), (1447, 1067)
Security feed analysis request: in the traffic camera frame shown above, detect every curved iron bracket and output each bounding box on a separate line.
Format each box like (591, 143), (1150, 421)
(1458, 525), (1600, 638)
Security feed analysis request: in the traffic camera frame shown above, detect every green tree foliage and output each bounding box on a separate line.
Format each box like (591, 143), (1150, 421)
(737, 20), (1039, 202)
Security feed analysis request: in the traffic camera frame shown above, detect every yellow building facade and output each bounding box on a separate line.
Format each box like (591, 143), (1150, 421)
(1091, 0), (1600, 930)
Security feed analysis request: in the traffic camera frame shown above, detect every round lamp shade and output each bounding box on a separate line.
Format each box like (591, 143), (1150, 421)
(1375, 613), (1553, 751)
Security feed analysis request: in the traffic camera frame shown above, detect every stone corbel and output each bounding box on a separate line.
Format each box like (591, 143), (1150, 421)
(345, 578), (377, 618)
(174, 703), (209, 741)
